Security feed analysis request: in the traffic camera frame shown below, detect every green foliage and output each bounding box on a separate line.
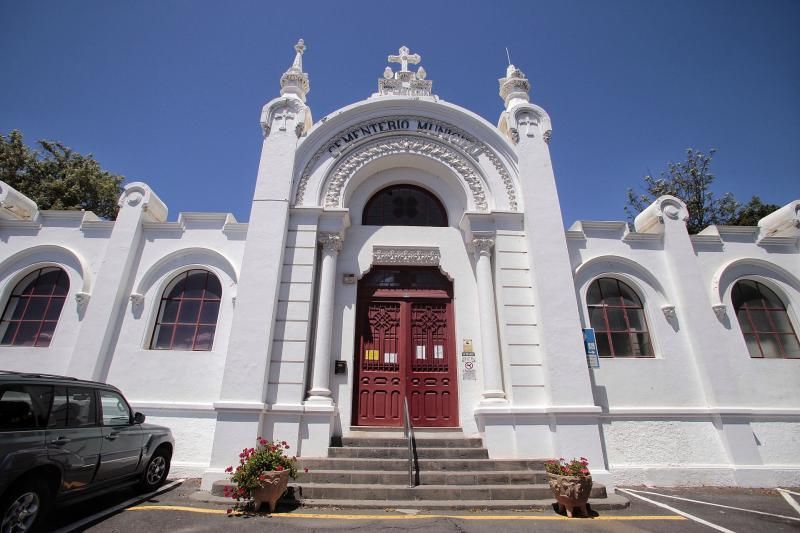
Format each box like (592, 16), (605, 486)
(0, 130), (124, 219)
(625, 148), (779, 234)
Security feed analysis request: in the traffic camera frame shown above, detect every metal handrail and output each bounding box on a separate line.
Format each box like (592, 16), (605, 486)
(402, 397), (416, 487)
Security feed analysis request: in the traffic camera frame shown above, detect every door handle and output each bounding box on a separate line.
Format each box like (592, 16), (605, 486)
(50, 437), (71, 445)
(105, 433), (119, 440)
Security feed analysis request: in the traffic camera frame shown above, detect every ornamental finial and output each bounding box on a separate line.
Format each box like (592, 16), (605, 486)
(498, 63), (530, 110)
(377, 45), (433, 97)
(280, 38), (310, 102)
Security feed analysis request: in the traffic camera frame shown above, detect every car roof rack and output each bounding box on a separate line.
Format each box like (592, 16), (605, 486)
(0, 370), (110, 387)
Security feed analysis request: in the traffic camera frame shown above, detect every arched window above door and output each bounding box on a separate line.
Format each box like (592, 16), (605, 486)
(362, 185), (447, 227)
(732, 280), (800, 358)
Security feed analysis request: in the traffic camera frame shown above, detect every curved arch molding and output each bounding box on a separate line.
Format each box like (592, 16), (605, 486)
(294, 116), (517, 211)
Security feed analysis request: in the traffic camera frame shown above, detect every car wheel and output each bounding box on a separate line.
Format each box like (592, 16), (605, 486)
(138, 447), (171, 492)
(0, 478), (51, 533)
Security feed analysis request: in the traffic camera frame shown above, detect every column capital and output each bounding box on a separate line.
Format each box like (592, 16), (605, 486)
(470, 235), (495, 256)
(319, 232), (343, 252)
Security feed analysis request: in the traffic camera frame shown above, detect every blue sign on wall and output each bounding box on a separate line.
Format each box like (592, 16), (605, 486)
(583, 328), (600, 368)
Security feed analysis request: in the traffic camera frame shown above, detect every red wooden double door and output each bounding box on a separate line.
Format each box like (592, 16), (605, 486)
(354, 268), (458, 427)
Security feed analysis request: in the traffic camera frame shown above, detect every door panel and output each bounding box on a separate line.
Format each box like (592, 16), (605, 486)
(96, 390), (143, 481)
(354, 280), (458, 427)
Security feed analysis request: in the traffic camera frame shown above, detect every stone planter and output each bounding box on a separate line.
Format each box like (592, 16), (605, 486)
(547, 473), (593, 518)
(251, 470), (290, 513)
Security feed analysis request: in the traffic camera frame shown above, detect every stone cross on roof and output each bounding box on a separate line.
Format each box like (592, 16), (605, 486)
(388, 46), (420, 72)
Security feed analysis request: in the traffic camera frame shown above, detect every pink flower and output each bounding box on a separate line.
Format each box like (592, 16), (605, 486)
(304, 467), (309, 473)
(276, 465), (284, 471)
(225, 466), (233, 473)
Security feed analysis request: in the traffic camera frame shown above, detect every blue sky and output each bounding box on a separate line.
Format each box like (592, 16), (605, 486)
(1, 0), (798, 226)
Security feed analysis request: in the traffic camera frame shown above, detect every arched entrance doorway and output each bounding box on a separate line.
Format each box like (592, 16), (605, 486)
(353, 267), (459, 427)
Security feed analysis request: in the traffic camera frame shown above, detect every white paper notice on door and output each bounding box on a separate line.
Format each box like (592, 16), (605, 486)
(416, 345), (426, 359)
(434, 345), (444, 359)
(384, 352), (397, 364)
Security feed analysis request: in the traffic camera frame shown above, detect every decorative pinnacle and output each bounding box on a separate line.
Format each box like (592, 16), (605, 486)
(378, 45), (432, 97)
(280, 38), (310, 102)
(498, 63), (530, 110)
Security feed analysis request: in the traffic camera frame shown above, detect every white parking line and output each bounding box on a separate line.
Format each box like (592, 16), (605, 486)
(51, 478), (185, 533)
(617, 488), (735, 532)
(623, 488), (800, 523)
(777, 489), (800, 517)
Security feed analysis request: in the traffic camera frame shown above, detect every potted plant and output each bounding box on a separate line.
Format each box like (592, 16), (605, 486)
(545, 457), (593, 518)
(224, 437), (301, 513)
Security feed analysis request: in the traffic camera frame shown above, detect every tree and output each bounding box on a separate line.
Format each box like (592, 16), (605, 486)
(0, 130), (124, 219)
(625, 148), (779, 234)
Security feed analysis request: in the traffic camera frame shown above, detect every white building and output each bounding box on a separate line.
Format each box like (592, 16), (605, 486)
(1, 42), (799, 490)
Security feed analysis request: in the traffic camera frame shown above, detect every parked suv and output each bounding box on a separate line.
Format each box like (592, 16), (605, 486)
(0, 371), (174, 532)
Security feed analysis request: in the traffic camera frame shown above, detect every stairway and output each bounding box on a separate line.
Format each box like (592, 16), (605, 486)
(282, 431), (627, 510)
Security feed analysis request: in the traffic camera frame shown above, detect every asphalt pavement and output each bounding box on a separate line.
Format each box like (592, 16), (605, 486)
(46, 479), (800, 532)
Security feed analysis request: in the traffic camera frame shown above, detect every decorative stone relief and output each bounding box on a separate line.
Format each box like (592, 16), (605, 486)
(712, 304), (727, 321)
(263, 98), (305, 138)
(294, 116), (518, 211)
(373, 246), (441, 266)
(130, 293), (144, 306)
(543, 130), (552, 144)
(75, 292), (90, 307)
(323, 136), (488, 211)
(470, 236), (495, 256)
(319, 232), (343, 252)
(661, 305), (676, 320)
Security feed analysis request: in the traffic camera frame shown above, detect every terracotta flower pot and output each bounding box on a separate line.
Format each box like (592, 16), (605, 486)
(251, 470), (290, 513)
(547, 472), (593, 518)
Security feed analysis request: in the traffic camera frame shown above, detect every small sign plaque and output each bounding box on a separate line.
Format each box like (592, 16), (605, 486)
(583, 328), (600, 368)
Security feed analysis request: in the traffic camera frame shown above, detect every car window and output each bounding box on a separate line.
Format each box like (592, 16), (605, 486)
(48, 386), (97, 428)
(0, 385), (52, 430)
(99, 390), (131, 426)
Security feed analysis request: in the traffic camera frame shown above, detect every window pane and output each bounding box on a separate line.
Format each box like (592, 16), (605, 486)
(588, 307), (607, 331)
(53, 270), (69, 295)
(736, 310), (753, 332)
(152, 324), (174, 349)
(362, 186), (447, 227)
(100, 391), (131, 426)
(194, 325), (216, 351)
(13, 271), (39, 295)
(759, 335), (782, 358)
(631, 333), (653, 356)
(758, 284), (784, 308)
(626, 309), (647, 331)
(610, 333), (632, 356)
(743, 334), (761, 357)
(598, 278), (621, 305)
(769, 311), (794, 333)
(199, 301), (220, 324)
(596, 333), (612, 356)
(1, 322), (19, 345)
(177, 300), (201, 323)
(736, 281), (760, 307)
(44, 297), (66, 321)
(32, 269), (59, 295)
(0, 386), (37, 430)
(586, 282), (602, 305)
(606, 308), (627, 331)
(205, 275), (222, 299)
(183, 271), (207, 298)
(748, 310), (771, 332)
(159, 299), (180, 324)
(172, 325), (196, 350)
(67, 388), (96, 427)
(165, 274), (187, 298)
(3, 297), (24, 320)
(14, 323), (39, 346)
(23, 297), (48, 320)
(782, 335), (800, 358)
(618, 282), (641, 306)
(35, 321), (56, 347)
(48, 387), (68, 428)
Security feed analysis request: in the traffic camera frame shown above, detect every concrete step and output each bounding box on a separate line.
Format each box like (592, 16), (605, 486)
(339, 437), (484, 448)
(328, 446), (489, 459)
(297, 457), (547, 472)
(289, 494), (630, 511)
(290, 483), (608, 501)
(294, 469), (548, 485)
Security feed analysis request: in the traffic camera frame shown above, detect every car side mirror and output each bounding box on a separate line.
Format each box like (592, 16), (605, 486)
(133, 412), (146, 424)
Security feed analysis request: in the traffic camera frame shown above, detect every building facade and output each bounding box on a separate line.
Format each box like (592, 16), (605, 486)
(1, 42), (799, 490)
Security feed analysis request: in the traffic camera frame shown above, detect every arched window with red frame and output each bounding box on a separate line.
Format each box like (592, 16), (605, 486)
(150, 269), (222, 351)
(362, 185), (447, 227)
(1, 267), (70, 347)
(586, 277), (653, 357)
(732, 280), (800, 358)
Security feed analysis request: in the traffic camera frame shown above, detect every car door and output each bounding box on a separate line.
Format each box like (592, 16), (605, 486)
(95, 389), (143, 482)
(45, 386), (102, 492)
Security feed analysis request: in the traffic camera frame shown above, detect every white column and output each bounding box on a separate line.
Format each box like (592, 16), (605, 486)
(472, 236), (507, 404)
(306, 232), (342, 405)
